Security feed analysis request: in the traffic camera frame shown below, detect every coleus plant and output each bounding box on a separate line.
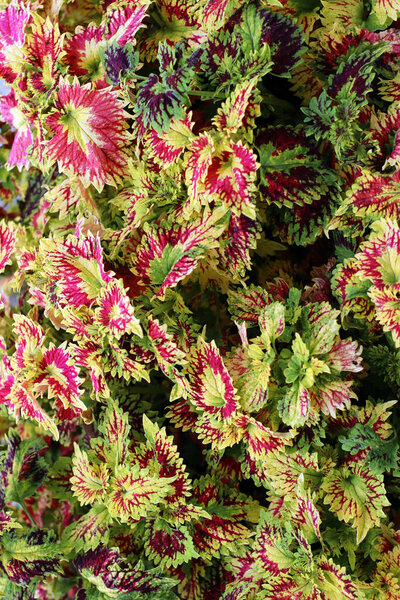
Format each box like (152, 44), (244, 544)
(1, 0), (400, 598)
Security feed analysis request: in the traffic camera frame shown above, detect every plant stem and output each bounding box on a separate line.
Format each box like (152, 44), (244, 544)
(21, 499), (38, 528)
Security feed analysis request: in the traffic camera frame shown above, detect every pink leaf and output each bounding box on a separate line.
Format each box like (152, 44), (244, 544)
(46, 79), (130, 190)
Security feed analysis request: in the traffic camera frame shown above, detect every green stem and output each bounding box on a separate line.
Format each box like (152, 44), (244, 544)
(21, 499), (38, 528)
(188, 90), (225, 99)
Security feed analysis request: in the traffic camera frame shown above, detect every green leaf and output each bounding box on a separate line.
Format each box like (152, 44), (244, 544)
(339, 421), (399, 474)
(5, 438), (47, 506)
(237, 4), (264, 52)
(339, 424), (381, 455)
(366, 435), (399, 474)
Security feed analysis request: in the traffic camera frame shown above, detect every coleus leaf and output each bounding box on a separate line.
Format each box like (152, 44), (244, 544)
(258, 301), (285, 342)
(131, 211), (226, 298)
(0, 320), (71, 438)
(192, 410), (242, 450)
(6, 383), (59, 440)
(134, 42), (195, 135)
(13, 315), (45, 370)
(104, 342), (150, 383)
(48, 456), (74, 501)
(101, 42), (140, 86)
(223, 514), (360, 599)
(365, 435), (399, 474)
(356, 219), (400, 289)
(203, 141), (259, 220)
(331, 256), (376, 323)
(141, 518), (199, 568)
(137, 0), (205, 62)
(225, 344), (271, 413)
(301, 90), (336, 142)
(305, 301), (341, 355)
(266, 451), (320, 497)
(93, 280), (143, 340)
(0, 90), (33, 171)
(365, 102), (400, 172)
(278, 381), (311, 427)
(310, 380), (357, 420)
(0, 511), (21, 538)
(45, 78), (130, 191)
(339, 423), (384, 454)
(211, 79), (258, 136)
(250, 512), (300, 573)
(1, 529), (61, 587)
(33, 344), (85, 420)
(350, 219), (400, 345)
(0, 221), (15, 273)
(184, 132), (214, 202)
(291, 484), (322, 543)
(327, 338), (363, 374)
(185, 128), (259, 219)
(185, 337), (240, 420)
(193, 516), (254, 563)
(0, 430), (19, 508)
(98, 400), (131, 466)
(71, 444), (110, 506)
(4, 435), (47, 507)
(106, 463), (174, 523)
(271, 0), (320, 38)
(202, 13), (273, 93)
(372, 538), (400, 598)
(63, 23), (107, 87)
(279, 333), (314, 425)
(70, 340), (110, 400)
(147, 316), (187, 382)
(319, 0), (391, 30)
(134, 73), (189, 135)
(145, 110), (194, 168)
(322, 464), (390, 543)
(195, 0), (242, 31)
(379, 69), (400, 103)
(73, 545), (177, 598)
(199, 5), (302, 94)
(304, 45), (386, 160)
(371, 0), (400, 23)
(237, 413), (292, 463)
(104, 0), (151, 47)
(60, 306), (97, 343)
(227, 284), (271, 323)
(63, 505), (111, 552)
(44, 177), (101, 225)
(368, 286), (400, 347)
(257, 126), (341, 245)
(133, 415), (192, 511)
(25, 14), (64, 95)
(316, 557), (364, 600)
(278, 554), (364, 600)
(364, 342), (400, 387)
(256, 6), (304, 76)
(338, 170), (400, 224)
(0, 2), (31, 84)
(216, 214), (260, 279)
(38, 233), (113, 308)
(340, 422), (399, 473)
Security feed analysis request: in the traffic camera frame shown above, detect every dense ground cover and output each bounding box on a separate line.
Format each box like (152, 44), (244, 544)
(1, 0), (400, 597)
